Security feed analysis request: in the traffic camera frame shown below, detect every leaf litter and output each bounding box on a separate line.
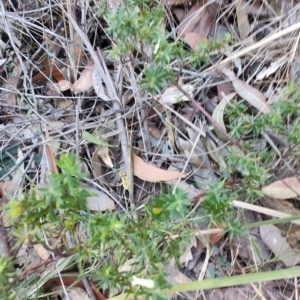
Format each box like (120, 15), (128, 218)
(1, 0), (300, 299)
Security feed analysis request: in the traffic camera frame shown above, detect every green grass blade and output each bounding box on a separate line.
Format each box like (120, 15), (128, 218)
(109, 267), (300, 300)
(82, 131), (113, 147)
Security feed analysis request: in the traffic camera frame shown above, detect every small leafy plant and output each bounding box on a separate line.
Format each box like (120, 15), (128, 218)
(4, 155), (194, 298)
(104, 0), (232, 96)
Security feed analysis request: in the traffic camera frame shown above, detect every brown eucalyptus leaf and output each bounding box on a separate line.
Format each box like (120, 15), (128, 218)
(221, 68), (271, 114)
(132, 152), (188, 182)
(178, 2), (218, 40)
(262, 177), (300, 199)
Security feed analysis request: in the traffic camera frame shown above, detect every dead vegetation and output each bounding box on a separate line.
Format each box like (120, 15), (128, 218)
(1, 0), (300, 299)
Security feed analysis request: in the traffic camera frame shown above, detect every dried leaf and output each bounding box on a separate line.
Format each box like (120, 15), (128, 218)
(179, 137), (205, 167)
(92, 66), (111, 101)
(167, 178), (203, 199)
(33, 58), (66, 82)
(84, 186), (115, 211)
(108, 0), (121, 9)
(58, 80), (72, 91)
(262, 177), (300, 199)
(173, 8), (185, 22)
(260, 224), (300, 267)
(62, 288), (90, 300)
(148, 126), (163, 139)
(0, 58), (6, 66)
(45, 128), (59, 174)
(165, 113), (178, 152)
(236, 1), (254, 44)
(119, 257), (139, 273)
(1, 64), (22, 105)
(203, 137), (227, 169)
(72, 60), (94, 94)
(183, 33), (206, 52)
(178, 2), (218, 40)
(72, 35), (83, 68)
(165, 264), (195, 300)
(221, 68), (271, 114)
(159, 84), (193, 105)
(223, 50), (242, 74)
(33, 244), (50, 260)
(179, 236), (197, 267)
(96, 145), (113, 168)
(255, 56), (288, 81)
(212, 92), (236, 141)
(132, 152), (188, 182)
(0, 148), (24, 198)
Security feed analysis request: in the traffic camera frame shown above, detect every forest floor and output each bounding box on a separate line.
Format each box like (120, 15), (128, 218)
(1, 0), (300, 299)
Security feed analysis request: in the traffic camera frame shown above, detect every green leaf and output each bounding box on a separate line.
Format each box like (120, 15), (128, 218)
(82, 131), (113, 147)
